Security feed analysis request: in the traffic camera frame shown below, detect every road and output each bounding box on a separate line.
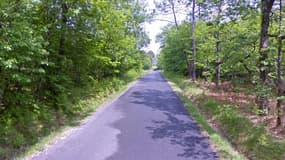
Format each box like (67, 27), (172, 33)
(31, 71), (218, 160)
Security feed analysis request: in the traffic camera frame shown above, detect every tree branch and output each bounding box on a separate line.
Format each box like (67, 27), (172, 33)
(268, 34), (285, 40)
(268, 34), (278, 37)
(151, 18), (176, 23)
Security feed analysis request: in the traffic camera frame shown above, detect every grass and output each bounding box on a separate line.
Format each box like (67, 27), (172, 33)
(199, 98), (285, 160)
(182, 96), (247, 160)
(11, 69), (149, 160)
(165, 76), (246, 160)
(16, 87), (125, 160)
(163, 71), (285, 160)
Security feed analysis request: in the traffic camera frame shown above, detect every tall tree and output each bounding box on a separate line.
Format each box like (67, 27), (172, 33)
(276, 0), (283, 126)
(169, 0), (179, 29)
(154, 0), (184, 29)
(190, 0), (197, 81)
(214, 0), (223, 87)
(0, 0), (151, 158)
(257, 0), (275, 113)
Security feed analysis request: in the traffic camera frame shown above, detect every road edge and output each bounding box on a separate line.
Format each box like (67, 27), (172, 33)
(160, 71), (247, 160)
(20, 71), (150, 160)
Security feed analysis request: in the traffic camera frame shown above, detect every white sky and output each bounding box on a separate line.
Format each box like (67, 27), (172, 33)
(143, 0), (187, 55)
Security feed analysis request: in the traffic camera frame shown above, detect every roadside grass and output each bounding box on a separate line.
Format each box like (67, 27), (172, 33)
(16, 87), (125, 160)
(164, 74), (246, 160)
(9, 69), (148, 160)
(163, 71), (285, 160)
(181, 95), (247, 160)
(198, 98), (285, 160)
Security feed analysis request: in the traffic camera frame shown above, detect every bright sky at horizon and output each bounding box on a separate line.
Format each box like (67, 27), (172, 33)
(143, 0), (187, 55)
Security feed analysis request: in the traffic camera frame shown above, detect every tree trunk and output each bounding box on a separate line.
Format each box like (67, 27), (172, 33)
(169, 0), (179, 29)
(0, 68), (4, 109)
(215, 2), (222, 87)
(276, 0), (283, 126)
(215, 32), (221, 87)
(191, 0), (197, 81)
(59, 1), (68, 56)
(188, 60), (194, 78)
(258, 0), (275, 113)
(0, 67), (9, 112)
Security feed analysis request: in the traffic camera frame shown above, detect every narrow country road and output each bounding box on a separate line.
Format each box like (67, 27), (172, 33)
(31, 71), (218, 160)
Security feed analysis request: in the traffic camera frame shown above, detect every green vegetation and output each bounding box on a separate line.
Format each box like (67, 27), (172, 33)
(164, 72), (247, 160)
(17, 69), (146, 160)
(0, 0), (151, 159)
(157, 0), (285, 131)
(163, 71), (285, 160)
(200, 99), (285, 160)
(2, 0), (285, 159)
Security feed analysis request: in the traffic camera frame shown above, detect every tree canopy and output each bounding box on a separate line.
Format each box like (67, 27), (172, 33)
(157, 0), (285, 126)
(0, 0), (151, 158)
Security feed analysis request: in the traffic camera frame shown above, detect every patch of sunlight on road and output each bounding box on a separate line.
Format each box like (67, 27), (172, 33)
(91, 109), (123, 160)
(95, 126), (121, 160)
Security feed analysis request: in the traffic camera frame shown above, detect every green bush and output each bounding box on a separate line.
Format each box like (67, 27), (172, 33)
(0, 69), (143, 159)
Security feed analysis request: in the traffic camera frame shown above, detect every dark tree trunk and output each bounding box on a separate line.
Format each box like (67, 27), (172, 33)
(215, 32), (221, 87)
(0, 68), (4, 109)
(0, 67), (9, 112)
(260, 0), (274, 82)
(215, 2), (222, 87)
(258, 0), (275, 113)
(276, 0), (283, 126)
(191, 0), (197, 81)
(188, 60), (194, 78)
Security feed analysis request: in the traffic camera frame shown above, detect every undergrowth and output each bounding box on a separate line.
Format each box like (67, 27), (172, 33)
(163, 71), (285, 160)
(199, 98), (285, 160)
(0, 69), (145, 160)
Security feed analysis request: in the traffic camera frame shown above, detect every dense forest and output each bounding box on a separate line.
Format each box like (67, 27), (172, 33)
(156, 0), (285, 160)
(158, 0), (285, 125)
(0, 0), (152, 158)
(157, 0), (285, 159)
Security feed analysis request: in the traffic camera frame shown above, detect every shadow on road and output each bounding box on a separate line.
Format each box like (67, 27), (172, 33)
(105, 72), (218, 160)
(139, 76), (167, 83)
(131, 89), (218, 159)
(131, 89), (187, 115)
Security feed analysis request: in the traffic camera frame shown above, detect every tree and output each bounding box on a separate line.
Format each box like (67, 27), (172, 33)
(157, 23), (192, 75)
(214, 0), (223, 87)
(276, 0), (283, 126)
(157, 0), (285, 139)
(155, 0), (180, 29)
(0, 0), (151, 158)
(257, 0), (275, 114)
(191, 0), (197, 81)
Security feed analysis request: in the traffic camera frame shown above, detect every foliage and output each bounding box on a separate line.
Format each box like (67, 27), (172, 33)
(157, 15), (260, 81)
(141, 52), (152, 70)
(157, 23), (192, 75)
(0, 0), (150, 159)
(157, 0), (285, 125)
(163, 71), (285, 160)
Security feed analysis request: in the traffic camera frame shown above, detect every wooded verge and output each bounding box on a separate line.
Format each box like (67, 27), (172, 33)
(163, 72), (285, 160)
(0, 1), (151, 159)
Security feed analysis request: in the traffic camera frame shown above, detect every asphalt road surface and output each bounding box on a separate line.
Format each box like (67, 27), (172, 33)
(31, 71), (218, 160)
